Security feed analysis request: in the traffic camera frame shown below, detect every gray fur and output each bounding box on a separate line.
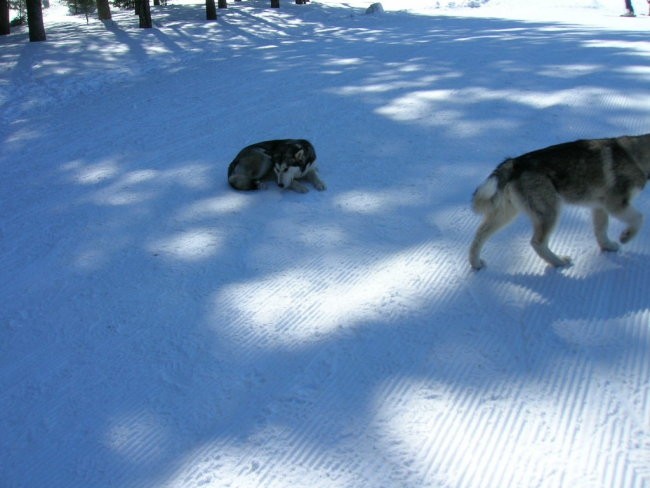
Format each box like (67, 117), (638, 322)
(469, 134), (650, 269)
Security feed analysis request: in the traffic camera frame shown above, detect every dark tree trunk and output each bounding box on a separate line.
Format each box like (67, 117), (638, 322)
(218, 0), (226, 7)
(0, 0), (10, 36)
(271, 0), (279, 7)
(137, 0), (152, 28)
(26, 0), (46, 41)
(206, 0), (216, 19)
(96, 0), (112, 20)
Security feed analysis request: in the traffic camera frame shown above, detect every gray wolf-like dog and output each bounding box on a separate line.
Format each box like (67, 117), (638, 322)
(227, 139), (326, 193)
(469, 133), (650, 269)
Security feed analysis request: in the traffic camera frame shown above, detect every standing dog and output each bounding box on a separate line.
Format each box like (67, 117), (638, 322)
(227, 139), (326, 193)
(469, 133), (650, 269)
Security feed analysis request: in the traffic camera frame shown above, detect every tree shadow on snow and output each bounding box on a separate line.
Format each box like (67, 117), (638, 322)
(1, 3), (650, 487)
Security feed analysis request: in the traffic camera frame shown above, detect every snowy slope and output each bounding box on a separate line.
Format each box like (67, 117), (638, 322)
(1, 1), (650, 487)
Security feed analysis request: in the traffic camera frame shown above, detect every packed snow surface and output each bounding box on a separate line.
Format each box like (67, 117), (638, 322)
(2, 0), (650, 487)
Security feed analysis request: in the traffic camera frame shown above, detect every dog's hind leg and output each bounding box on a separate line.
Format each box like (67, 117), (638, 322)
(469, 203), (518, 270)
(229, 175), (261, 191)
(287, 180), (309, 193)
(592, 208), (620, 252)
(229, 174), (250, 191)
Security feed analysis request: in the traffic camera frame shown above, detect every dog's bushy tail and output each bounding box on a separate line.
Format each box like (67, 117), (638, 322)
(471, 159), (514, 214)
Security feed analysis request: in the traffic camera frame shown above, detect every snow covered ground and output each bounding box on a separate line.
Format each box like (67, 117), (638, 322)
(2, 0), (650, 486)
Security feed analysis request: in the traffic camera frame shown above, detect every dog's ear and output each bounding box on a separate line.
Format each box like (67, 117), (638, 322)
(295, 149), (305, 162)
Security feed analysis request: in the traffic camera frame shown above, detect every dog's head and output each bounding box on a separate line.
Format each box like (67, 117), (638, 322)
(273, 146), (314, 189)
(274, 163), (303, 189)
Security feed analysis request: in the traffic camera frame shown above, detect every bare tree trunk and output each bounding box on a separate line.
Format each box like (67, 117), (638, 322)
(218, 0), (226, 7)
(1, 0), (10, 36)
(26, 0), (46, 41)
(137, 0), (152, 28)
(271, 0), (279, 7)
(206, 0), (216, 19)
(96, 0), (112, 20)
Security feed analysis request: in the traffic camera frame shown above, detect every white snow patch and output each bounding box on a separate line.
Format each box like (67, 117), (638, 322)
(2, 1), (650, 487)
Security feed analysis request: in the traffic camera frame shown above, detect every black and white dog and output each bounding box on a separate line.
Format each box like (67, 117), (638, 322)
(227, 139), (326, 193)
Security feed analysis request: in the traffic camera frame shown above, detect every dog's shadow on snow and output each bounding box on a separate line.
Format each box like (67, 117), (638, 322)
(471, 248), (650, 361)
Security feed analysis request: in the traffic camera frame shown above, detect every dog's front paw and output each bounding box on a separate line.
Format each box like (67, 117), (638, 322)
(314, 181), (327, 191)
(290, 182), (309, 193)
(289, 180), (309, 193)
